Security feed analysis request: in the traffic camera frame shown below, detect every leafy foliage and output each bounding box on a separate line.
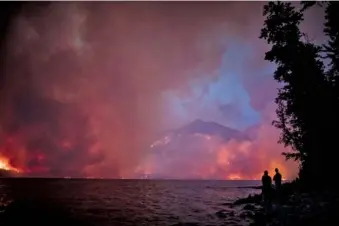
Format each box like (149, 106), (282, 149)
(260, 2), (339, 187)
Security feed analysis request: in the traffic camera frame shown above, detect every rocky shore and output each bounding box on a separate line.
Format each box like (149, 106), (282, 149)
(232, 182), (339, 226)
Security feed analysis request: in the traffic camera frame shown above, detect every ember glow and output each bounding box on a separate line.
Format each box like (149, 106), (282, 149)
(0, 156), (21, 173)
(0, 2), (315, 179)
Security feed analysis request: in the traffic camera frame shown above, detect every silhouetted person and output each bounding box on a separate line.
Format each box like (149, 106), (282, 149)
(273, 168), (282, 188)
(261, 170), (272, 208)
(273, 168), (282, 203)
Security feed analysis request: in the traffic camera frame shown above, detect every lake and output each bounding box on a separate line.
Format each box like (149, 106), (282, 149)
(0, 179), (261, 226)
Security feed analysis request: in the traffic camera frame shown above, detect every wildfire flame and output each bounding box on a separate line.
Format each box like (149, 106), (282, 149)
(137, 127), (298, 180)
(228, 173), (242, 180)
(0, 157), (21, 173)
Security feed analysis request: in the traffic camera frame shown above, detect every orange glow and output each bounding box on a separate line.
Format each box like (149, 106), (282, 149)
(228, 173), (242, 180)
(217, 148), (231, 166)
(268, 161), (288, 180)
(0, 157), (21, 173)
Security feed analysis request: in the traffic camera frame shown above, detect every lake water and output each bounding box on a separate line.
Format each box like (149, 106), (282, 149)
(0, 179), (261, 226)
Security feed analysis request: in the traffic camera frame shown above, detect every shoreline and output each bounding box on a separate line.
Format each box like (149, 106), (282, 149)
(232, 182), (339, 226)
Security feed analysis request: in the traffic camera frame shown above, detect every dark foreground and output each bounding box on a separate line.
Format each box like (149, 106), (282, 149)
(0, 178), (261, 226)
(233, 182), (339, 226)
(2, 179), (337, 226)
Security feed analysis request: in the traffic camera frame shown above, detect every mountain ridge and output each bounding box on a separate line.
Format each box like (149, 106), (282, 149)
(150, 119), (248, 148)
(174, 119), (244, 140)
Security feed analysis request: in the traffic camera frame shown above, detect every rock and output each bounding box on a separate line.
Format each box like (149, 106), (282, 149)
(238, 212), (247, 219)
(243, 204), (256, 211)
(237, 183), (339, 226)
(233, 194), (262, 205)
(215, 210), (228, 219)
(221, 202), (233, 206)
(246, 211), (255, 218)
(249, 212), (267, 226)
(239, 211), (255, 219)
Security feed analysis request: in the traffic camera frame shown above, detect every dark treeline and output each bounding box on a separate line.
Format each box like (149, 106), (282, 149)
(260, 1), (339, 190)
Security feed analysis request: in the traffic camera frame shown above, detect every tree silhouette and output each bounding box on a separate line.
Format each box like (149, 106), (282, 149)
(260, 2), (339, 188)
(324, 3), (339, 84)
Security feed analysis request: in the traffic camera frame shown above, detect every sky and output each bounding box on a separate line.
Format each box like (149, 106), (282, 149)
(0, 2), (324, 179)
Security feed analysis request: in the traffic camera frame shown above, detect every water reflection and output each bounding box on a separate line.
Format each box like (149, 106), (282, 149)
(0, 179), (260, 226)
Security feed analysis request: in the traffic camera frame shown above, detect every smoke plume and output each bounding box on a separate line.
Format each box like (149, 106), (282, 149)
(0, 2), (300, 178)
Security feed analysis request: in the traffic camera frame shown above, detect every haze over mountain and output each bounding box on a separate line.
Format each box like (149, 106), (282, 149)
(135, 120), (254, 179)
(174, 119), (247, 141)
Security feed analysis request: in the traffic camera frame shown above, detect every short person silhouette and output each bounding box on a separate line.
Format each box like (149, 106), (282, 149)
(273, 168), (282, 202)
(273, 168), (282, 189)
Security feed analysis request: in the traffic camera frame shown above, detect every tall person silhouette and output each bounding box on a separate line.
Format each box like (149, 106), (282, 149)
(273, 168), (282, 202)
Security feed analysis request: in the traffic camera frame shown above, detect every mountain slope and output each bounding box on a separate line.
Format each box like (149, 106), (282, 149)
(136, 119), (252, 179)
(174, 119), (246, 141)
